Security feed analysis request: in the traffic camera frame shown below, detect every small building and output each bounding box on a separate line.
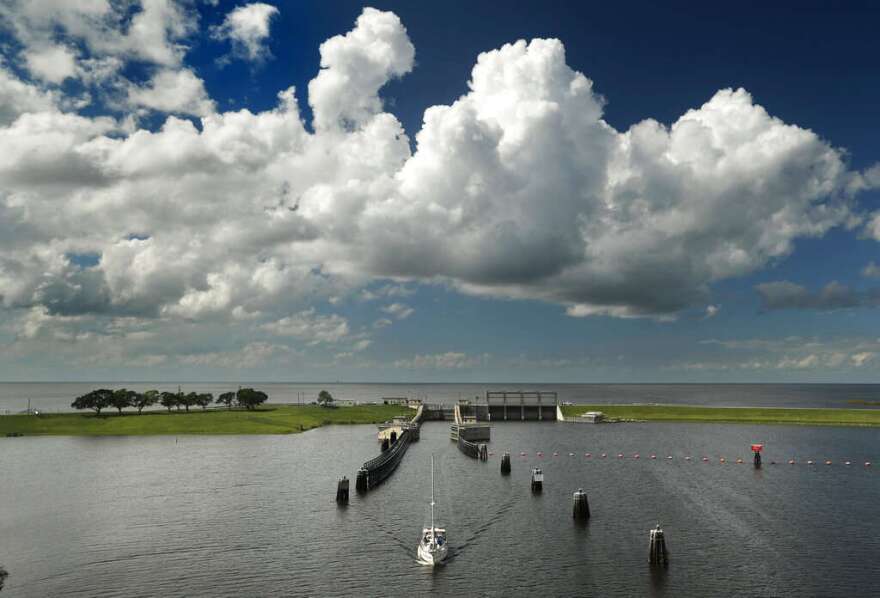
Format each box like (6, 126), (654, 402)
(578, 411), (605, 423)
(383, 397), (409, 405)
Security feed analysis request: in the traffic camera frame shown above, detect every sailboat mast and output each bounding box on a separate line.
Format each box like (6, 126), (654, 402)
(430, 455), (435, 531)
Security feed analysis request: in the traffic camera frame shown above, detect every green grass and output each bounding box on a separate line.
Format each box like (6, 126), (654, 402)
(0, 404), (412, 436)
(561, 404), (880, 427)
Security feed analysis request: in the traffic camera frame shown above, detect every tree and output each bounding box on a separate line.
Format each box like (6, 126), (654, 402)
(160, 391), (178, 412)
(71, 389), (113, 415)
(193, 393), (213, 410)
(181, 392), (198, 412)
(133, 390), (159, 414)
(110, 388), (135, 415)
(317, 390), (335, 408)
(236, 388), (268, 410)
(217, 391), (236, 410)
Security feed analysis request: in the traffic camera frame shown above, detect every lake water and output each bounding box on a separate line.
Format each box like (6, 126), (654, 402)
(1, 421), (878, 596)
(3, 382), (880, 413)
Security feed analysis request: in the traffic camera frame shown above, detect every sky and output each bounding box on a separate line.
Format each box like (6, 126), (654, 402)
(0, 0), (879, 383)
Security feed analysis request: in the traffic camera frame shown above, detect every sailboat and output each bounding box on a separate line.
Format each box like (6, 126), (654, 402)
(417, 455), (448, 566)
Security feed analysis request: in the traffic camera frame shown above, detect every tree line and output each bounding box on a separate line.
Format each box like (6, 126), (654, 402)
(71, 388), (268, 415)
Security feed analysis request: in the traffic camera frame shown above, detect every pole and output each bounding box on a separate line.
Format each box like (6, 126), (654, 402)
(430, 454), (435, 533)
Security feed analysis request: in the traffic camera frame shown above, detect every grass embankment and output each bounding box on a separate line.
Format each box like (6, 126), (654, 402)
(561, 404), (880, 427)
(0, 404), (411, 436)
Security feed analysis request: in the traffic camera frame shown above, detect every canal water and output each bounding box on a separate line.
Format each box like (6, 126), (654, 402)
(1, 421), (878, 596)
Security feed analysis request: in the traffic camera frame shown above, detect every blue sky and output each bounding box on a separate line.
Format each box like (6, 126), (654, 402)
(0, 1), (878, 382)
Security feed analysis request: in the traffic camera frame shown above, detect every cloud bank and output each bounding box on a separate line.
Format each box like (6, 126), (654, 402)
(756, 281), (880, 311)
(0, 4), (878, 362)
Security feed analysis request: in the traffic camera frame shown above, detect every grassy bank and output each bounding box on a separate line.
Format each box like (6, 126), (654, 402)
(0, 404), (411, 436)
(561, 404), (880, 427)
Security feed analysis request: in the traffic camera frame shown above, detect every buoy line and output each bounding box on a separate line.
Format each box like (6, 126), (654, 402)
(505, 451), (873, 467)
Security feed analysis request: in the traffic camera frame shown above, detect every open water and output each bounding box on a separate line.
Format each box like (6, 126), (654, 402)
(1, 419), (878, 596)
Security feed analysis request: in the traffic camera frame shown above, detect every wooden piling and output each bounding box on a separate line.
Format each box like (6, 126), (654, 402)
(501, 452), (511, 475)
(649, 524), (668, 567)
(381, 438), (390, 452)
(531, 468), (543, 492)
(336, 477), (350, 504)
(754, 452), (762, 468)
(390, 430), (398, 444)
(478, 443), (489, 461)
(572, 488), (590, 520)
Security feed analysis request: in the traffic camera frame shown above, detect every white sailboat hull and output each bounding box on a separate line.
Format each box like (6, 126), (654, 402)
(417, 542), (448, 566)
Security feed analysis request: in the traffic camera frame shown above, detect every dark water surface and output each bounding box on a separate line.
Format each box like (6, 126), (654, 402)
(1, 422), (878, 597)
(3, 382), (880, 413)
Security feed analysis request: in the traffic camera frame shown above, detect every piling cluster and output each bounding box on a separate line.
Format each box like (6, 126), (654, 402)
(649, 524), (668, 567)
(336, 477), (349, 505)
(500, 452), (511, 475)
(572, 488), (590, 520)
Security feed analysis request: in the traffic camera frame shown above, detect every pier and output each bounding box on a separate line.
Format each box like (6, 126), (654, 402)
(357, 403), (442, 492)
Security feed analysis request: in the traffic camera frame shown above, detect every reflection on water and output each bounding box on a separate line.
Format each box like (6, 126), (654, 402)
(1, 422), (878, 596)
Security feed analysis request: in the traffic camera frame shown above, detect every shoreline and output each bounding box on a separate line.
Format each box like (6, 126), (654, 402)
(561, 404), (880, 427)
(0, 404), (411, 437)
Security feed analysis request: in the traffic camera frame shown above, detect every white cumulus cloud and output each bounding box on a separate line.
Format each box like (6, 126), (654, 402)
(0, 6), (878, 367)
(127, 68), (215, 116)
(211, 2), (279, 63)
